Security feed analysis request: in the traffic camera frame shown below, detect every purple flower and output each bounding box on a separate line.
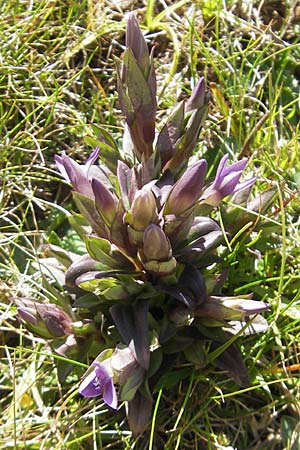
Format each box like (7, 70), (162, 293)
(165, 160), (207, 215)
(79, 361), (117, 410)
(201, 155), (256, 207)
(54, 148), (99, 198)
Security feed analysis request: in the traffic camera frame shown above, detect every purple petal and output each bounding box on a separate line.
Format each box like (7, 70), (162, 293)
(61, 153), (94, 198)
(84, 147), (100, 174)
(214, 154), (228, 185)
(103, 378), (118, 410)
(221, 158), (248, 178)
(78, 369), (103, 398)
(54, 153), (70, 182)
(233, 177), (257, 194)
(94, 362), (118, 409)
(79, 362), (118, 409)
(218, 171), (244, 196)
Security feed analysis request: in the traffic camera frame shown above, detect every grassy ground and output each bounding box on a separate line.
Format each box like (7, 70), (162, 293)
(1, 0), (300, 448)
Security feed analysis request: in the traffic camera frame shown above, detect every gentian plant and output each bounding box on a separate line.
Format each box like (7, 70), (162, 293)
(14, 13), (274, 434)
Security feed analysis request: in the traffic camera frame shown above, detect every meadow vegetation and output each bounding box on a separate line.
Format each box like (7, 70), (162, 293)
(0, 0), (300, 449)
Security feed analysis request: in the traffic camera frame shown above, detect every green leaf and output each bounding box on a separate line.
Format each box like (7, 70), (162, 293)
(184, 341), (207, 368)
(84, 235), (133, 270)
(68, 213), (91, 240)
(73, 293), (102, 308)
(148, 348), (163, 378)
(72, 192), (108, 238)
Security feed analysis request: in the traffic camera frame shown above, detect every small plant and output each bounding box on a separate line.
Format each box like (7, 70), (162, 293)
(14, 13), (274, 434)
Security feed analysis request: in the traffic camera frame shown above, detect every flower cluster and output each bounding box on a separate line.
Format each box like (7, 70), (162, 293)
(14, 13), (272, 434)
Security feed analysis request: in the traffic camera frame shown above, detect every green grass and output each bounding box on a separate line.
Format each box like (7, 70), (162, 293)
(1, 0), (300, 449)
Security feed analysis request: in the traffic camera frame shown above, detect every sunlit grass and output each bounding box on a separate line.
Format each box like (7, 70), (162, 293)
(1, 0), (300, 448)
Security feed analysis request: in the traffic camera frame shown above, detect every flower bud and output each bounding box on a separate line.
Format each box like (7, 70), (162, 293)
(186, 77), (206, 112)
(143, 224), (172, 261)
(15, 298), (73, 339)
(140, 224), (177, 275)
(169, 306), (194, 327)
(165, 160), (207, 216)
(92, 178), (117, 225)
(125, 188), (158, 232)
(54, 148), (99, 198)
(194, 295), (269, 321)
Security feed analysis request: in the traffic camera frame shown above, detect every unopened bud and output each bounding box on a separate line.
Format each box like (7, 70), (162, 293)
(186, 77), (206, 112)
(140, 224), (177, 275)
(194, 296), (269, 321)
(125, 188), (158, 232)
(165, 160), (207, 216)
(143, 224), (172, 261)
(15, 298), (73, 339)
(92, 178), (117, 225)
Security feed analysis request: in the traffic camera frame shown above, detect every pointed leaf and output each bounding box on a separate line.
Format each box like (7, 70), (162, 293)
(72, 192), (108, 238)
(110, 301), (150, 370)
(118, 365), (145, 401)
(126, 391), (153, 436)
(213, 342), (249, 387)
(156, 101), (185, 167)
(84, 236), (134, 270)
(117, 160), (136, 209)
(123, 48), (153, 111)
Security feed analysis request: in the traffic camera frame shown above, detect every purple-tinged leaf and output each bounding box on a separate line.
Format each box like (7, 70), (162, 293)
(165, 104), (208, 176)
(156, 101), (185, 168)
(118, 365), (145, 402)
(72, 192), (109, 239)
(126, 391), (153, 436)
(110, 301), (150, 370)
(117, 160), (137, 209)
(186, 77), (206, 112)
(213, 342), (249, 387)
(125, 12), (150, 79)
(65, 253), (119, 286)
(161, 265), (207, 309)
